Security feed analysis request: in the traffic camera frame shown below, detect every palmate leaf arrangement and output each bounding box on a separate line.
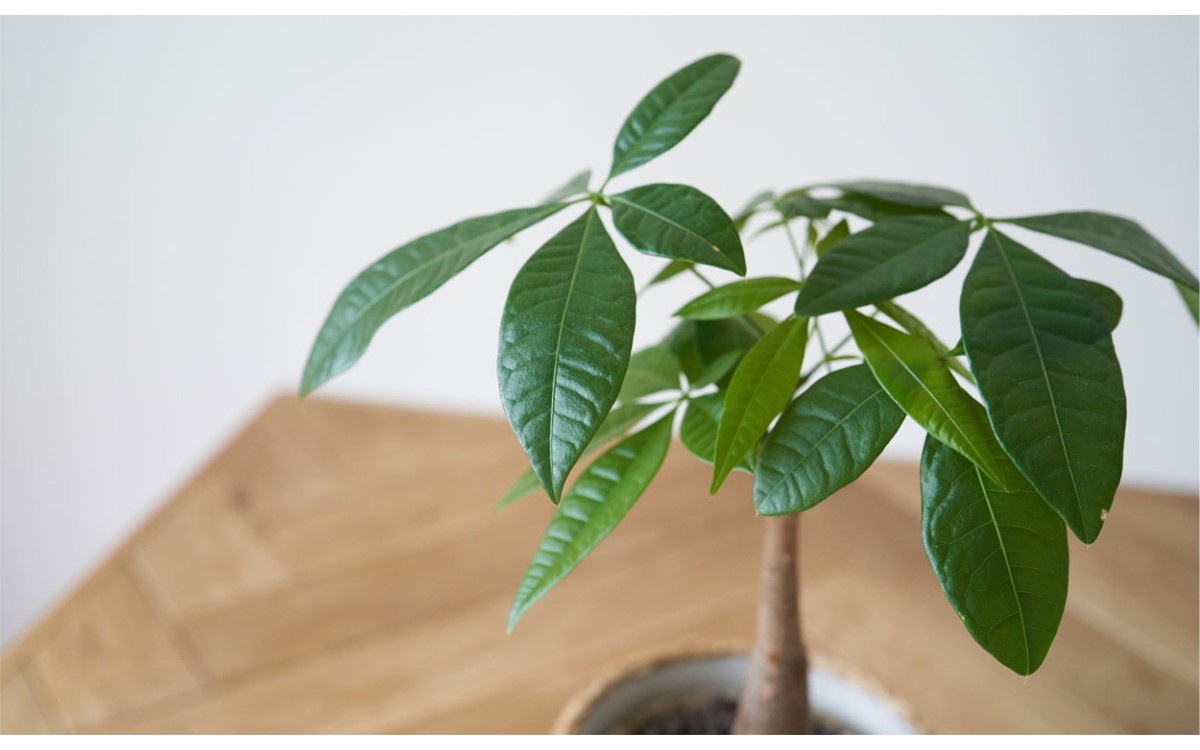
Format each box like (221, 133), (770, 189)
(301, 53), (1198, 677)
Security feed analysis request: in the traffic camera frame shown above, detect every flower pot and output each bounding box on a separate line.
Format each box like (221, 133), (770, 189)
(553, 646), (918, 734)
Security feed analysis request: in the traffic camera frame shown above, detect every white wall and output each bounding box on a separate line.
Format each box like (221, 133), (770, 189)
(2, 16), (1196, 644)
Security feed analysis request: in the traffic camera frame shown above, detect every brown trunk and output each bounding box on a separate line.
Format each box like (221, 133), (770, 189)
(731, 513), (811, 734)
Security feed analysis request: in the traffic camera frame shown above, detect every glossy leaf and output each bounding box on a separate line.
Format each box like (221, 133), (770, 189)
(508, 413), (674, 630)
(675, 277), (802, 320)
(302, 203), (569, 395)
(846, 311), (1007, 485)
(825, 180), (972, 209)
(619, 345), (682, 402)
(875, 300), (973, 382)
(1003, 211), (1198, 290)
(712, 317), (809, 492)
(681, 393), (754, 473)
(1178, 282), (1200, 325)
(755, 365), (905, 515)
(609, 53), (740, 179)
(815, 219), (850, 257)
(795, 216), (971, 316)
(921, 435), (1068, 675)
(1077, 279), (1123, 332)
(498, 208), (636, 503)
(689, 350), (743, 390)
(612, 183), (746, 275)
(961, 230), (1125, 543)
(494, 399), (665, 511)
(542, 169), (591, 204)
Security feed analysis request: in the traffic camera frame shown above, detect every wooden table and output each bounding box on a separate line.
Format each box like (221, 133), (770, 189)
(1, 396), (1196, 734)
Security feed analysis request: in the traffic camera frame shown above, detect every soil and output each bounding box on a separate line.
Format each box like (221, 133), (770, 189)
(632, 696), (853, 735)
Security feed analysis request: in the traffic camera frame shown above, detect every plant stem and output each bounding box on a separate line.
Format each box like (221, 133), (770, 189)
(732, 513), (812, 734)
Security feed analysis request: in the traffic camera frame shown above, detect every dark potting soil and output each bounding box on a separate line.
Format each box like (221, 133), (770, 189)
(632, 697), (852, 735)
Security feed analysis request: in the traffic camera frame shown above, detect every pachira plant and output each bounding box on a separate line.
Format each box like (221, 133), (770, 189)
(301, 53), (1198, 734)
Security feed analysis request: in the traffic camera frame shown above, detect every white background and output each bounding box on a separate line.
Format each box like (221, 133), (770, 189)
(2, 16), (1197, 644)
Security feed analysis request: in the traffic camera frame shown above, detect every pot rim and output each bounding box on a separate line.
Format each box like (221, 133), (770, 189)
(552, 641), (924, 734)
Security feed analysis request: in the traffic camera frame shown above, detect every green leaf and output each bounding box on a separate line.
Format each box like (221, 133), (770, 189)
(542, 169), (591, 204)
(794, 217), (972, 316)
(498, 208), (636, 503)
(815, 219), (850, 257)
(619, 345), (682, 402)
(681, 393), (754, 473)
(846, 311), (1008, 485)
(711, 317), (809, 492)
(609, 54), (740, 179)
(732, 190), (774, 231)
(665, 322), (705, 382)
(946, 339), (964, 357)
(1076, 278), (1123, 332)
(1002, 211), (1198, 290)
(646, 259), (694, 288)
(961, 230), (1125, 543)
(921, 435), (1068, 676)
(810, 193), (950, 223)
(776, 191), (832, 219)
(1178, 282), (1200, 325)
(875, 300), (974, 382)
(611, 183), (746, 275)
(493, 399), (667, 512)
(689, 350), (743, 390)
(675, 277), (803, 320)
(508, 413), (674, 630)
(755, 365), (905, 515)
(301, 203), (569, 396)
(825, 180), (972, 209)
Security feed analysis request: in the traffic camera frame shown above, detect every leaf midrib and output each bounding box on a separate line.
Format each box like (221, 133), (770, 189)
(989, 232), (1086, 536)
(610, 59), (728, 176)
(971, 464), (1032, 674)
(612, 194), (731, 268)
(546, 209), (597, 497)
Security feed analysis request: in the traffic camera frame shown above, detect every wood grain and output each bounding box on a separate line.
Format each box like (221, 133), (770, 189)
(1, 395), (1195, 734)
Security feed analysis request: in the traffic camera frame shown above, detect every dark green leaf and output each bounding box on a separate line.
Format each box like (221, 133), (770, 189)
(619, 345), (682, 402)
(825, 180), (972, 209)
(712, 317), (809, 492)
(846, 311), (1008, 485)
(694, 316), (771, 389)
(681, 393), (754, 473)
(815, 219), (851, 257)
(732, 190), (774, 231)
(493, 399), (667, 512)
(755, 365), (904, 515)
(1178, 282), (1199, 325)
(875, 299), (974, 382)
(498, 208), (636, 503)
(809, 193), (950, 223)
(1002, 211), (1198, 290)
(609, 54), (740, 179)
(301, 203), (569, 396)
(961, 230), (1125, 543)
(665, 322), (705, 382)
(542, 169), (591, 204)
(675, 277), (803, 320)
(689, 350), (743, 390)
(508, 413), (674, 630)
(776, 191), (831, 219)
(795, 217), (972, 316)
(612, 183), (746, 275)
(921, 435), (1068, 675)
(1076, 279), (1123, 332)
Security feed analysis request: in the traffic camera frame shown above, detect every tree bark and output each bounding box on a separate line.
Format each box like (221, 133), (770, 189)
(731, 513), (811, 734)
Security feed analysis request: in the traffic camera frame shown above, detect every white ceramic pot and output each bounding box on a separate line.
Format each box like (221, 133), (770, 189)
(553, 647), (918, 734)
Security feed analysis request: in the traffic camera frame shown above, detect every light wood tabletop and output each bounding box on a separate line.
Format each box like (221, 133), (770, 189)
(1, 396), (1196, 734)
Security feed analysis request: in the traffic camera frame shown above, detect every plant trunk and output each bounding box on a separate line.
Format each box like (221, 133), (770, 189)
(731, 513), (812, 734)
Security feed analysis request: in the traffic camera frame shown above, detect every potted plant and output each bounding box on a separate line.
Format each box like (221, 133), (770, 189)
(299, 53), (1198, 734)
